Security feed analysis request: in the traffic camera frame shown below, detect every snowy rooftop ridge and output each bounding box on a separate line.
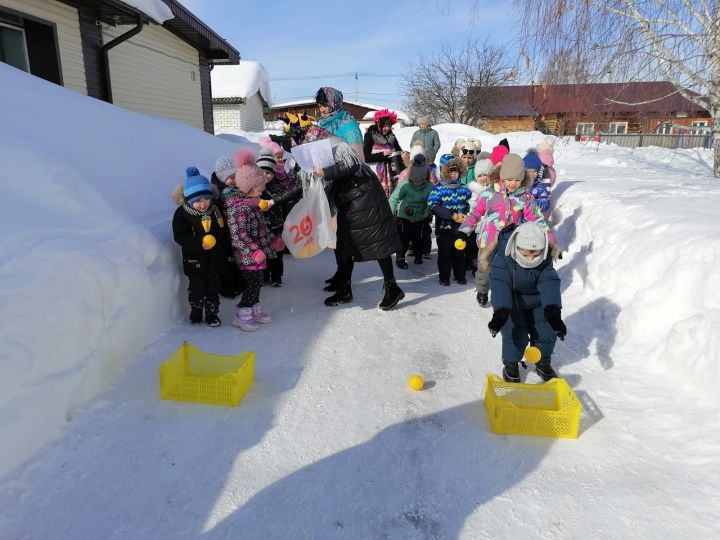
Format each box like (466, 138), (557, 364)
(211, 62), (272, 106)
(120, 0), (174, 23)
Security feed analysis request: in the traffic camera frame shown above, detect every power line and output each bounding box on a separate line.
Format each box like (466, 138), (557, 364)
(271, 72), (403, 82)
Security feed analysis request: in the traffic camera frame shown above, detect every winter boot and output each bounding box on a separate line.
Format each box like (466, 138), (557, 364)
(324, 281), (353, 306)
(205, 300), (221, 327)
(476, 292), (488, 307)
(378, 279), (405, 311)
(502, 361), (521, 383)
(252, 303), (272, 324)
(189, 300), (204, 324)
(232, 307), (257, 332)
(414, 256), (423, 265)
(396, 257), (408, 270)
(536, 357), (557, 382)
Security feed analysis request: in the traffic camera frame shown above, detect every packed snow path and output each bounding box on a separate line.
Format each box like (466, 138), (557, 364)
(2, 242), (719, 539)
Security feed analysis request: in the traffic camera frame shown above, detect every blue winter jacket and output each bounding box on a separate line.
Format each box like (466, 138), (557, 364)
(489, 224), (561, 311)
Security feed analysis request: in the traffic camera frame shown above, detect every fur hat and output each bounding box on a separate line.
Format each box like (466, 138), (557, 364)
(464, 137), (482, 151)
(409, 144), (425, 161)
(183, 166), (212, 204)
(373, 109), (398, 126)
(474, 158), (494, 178)
(256, 148), (276, 174)
(234, 149), (268, 194)
(506, 222), (549, 268)
(409, 154), (429, 186)
(489, 143), (510, 165)
(459, 140), (480, 156)
(499, 153), (525, 182)
(452, 138), (466, 156)
(214, 156), (235, 185)
(522, 150), (542, 171)
(441, 157), (467, 181)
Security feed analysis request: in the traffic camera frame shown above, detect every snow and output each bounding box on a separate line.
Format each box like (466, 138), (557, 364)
(211, 62), (272, 106)
(122, 0), (174, 23)
(2, 66), (720, 538)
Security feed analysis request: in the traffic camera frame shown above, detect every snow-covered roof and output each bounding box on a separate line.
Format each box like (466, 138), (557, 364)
(120, 0), (174, 23)
(211, 62), (272, 106)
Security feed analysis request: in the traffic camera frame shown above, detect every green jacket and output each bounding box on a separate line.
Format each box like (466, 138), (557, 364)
(410, 127), (441, 164)
(388, 181), (433, 222)
(463, 162), (475, 186)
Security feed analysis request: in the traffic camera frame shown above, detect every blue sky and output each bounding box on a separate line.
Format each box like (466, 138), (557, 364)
(181, 0), (519, 109)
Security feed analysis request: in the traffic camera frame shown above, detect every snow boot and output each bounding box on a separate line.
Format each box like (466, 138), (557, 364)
(205, 300), (221, 327)
(233, 307), (257, 332)
(325, 281), (353, 306)
(502, 361), (521, 383)
(378, 279), (405, 311)
(252, 303), (272, 324)
(396, 257), (408, 270)
(536, 357), (557, 382)
(189, 300), (204, 324)
(476, 292), (488, 307)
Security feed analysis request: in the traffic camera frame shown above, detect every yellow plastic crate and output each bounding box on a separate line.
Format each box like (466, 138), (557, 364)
(484, 374), (582, 439)
(159, 342), (254, 407)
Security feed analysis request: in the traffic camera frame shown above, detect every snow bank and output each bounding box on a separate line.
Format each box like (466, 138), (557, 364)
(0, 63), (247, 479)
(211, 62), (272, 106)
(123, 0), (174, 23)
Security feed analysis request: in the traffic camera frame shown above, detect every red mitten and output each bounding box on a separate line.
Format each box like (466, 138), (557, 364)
(271, 237), (285, 251)
(251, 250), (266, 264)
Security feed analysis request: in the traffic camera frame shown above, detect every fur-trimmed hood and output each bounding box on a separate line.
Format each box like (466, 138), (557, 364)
(440, 157), (467, 181)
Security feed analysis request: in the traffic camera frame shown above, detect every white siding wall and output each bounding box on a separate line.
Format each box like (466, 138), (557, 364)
(0, 0), (87, 94)
(212, 93), (265, 133)
(102, 23), (203, 130)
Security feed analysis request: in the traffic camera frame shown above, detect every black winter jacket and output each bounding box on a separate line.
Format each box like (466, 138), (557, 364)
(172, 204), (229, 277)
(323, 141), (402, 261)
(363, 125), (402, 164)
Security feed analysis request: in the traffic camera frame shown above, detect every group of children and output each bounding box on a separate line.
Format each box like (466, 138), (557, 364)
(171, 112), (567, 382)
(172, 140), (299, 332)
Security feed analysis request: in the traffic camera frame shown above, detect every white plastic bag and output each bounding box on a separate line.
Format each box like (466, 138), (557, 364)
(282, 178), (336, 258)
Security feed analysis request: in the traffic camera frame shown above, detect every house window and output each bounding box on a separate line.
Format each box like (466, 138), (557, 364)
(0, 22), (30, 72)
(656, 121), (673, 135)
(690, 120), (708, 135)
(609, 121), (628, 134)
(576, 123), (594, 135)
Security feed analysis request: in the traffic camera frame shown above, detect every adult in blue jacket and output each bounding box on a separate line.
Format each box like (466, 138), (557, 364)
(487, 221), (567, 382)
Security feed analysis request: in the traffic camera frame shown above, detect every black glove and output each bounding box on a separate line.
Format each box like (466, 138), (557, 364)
(544, 305), (567, 341)
(488, 308), (511, 337)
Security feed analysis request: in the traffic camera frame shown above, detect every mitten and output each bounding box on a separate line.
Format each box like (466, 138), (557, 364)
(453, 213), (466, 224)
(251, 249), (266, 265)
(404, 207), (414, 216)
(544, 305), (567, 340)
(271, 237), (285, 251)
(488, 308), (511, 337)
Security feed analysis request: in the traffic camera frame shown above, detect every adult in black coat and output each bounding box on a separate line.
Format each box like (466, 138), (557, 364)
(363, 110), (403, 198)
(304, 128), (405, 310)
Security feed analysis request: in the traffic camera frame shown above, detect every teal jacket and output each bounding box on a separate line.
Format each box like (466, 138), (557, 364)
(388, 180), (433, 222)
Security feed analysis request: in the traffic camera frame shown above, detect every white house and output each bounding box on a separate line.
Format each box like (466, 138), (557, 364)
(211, 61), (271, 133)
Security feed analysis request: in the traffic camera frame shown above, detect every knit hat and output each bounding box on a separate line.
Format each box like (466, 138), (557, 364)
(537, 140), (555, 166)
(522, 150), (542, 171)
(418, 116), (430, 126)
(506, 222), (549, 268)
(214, 156), (235, 185)
(439, 153), (454, 166)
(256, 148), (276, 174)
(409, 154), (429, 186)
(499, 138), (510, 150)
(260, 138), (285, 157)
(489, 143), (510, 165)
(477, 151), (491, 160)
(474, 158), (494, 177)
(234, 148), (269, 194)
(183, 166), (212, 204)
(499, 153), (525, 182)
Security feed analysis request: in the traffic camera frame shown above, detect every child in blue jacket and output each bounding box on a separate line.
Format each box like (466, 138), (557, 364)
(487, 221), (567, 382)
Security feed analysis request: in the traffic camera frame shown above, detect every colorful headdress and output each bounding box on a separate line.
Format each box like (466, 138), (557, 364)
(373, 109), (398, 126)
(280, 111), (316, 143)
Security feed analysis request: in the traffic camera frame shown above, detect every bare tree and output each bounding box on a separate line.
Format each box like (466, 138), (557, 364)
(539, 49), (592, 85)
(402, 38), (516, 126)
(515, 0), (720, 177)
